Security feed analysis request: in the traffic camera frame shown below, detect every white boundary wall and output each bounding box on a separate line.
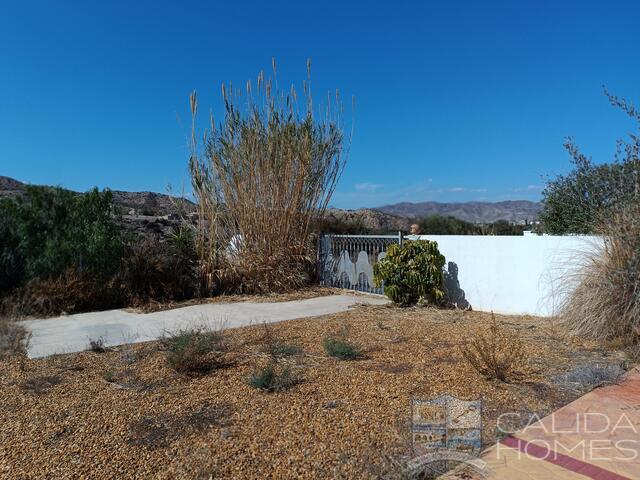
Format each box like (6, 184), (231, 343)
(409, 233), (602, 317)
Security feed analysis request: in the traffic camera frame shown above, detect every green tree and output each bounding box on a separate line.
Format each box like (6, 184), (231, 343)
(419, 215), (480, 235)
(540, 90), (640, 234)
(0, 186), (123, 294)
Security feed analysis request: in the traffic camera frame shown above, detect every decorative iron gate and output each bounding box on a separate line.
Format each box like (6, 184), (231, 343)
(318, 233), (403, 294)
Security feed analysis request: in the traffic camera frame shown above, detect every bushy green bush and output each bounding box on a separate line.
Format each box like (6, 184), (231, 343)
(373, 240), (445, 306)
(0, 186), (200, 317)
(0, 186), (123, 295)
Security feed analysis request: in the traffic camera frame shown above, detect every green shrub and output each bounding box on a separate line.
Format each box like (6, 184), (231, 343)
(373, 240), (445, 306)
(323, 330), (361, 360)
(248, 361), (300, 392)
(0, 186), (123, 295)
(164, 329), (225, 373)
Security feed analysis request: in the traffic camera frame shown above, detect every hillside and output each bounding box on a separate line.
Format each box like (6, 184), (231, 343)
(323, 208), (411, 234)
(376, 200), (541, 224)
(0, 176), (194, 215)
(1, 176), (541, 226)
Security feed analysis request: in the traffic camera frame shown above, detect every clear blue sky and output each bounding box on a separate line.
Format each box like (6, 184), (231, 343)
(1, 0), (638, 209)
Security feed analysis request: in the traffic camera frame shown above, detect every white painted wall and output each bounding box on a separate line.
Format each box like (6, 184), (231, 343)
(408, 234), (602, 317)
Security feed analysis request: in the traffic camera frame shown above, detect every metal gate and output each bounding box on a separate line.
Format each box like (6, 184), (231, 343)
(317, 233), (402, 294)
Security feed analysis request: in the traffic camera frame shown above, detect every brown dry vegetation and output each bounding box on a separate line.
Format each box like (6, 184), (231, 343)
(0, 305), (622, 479)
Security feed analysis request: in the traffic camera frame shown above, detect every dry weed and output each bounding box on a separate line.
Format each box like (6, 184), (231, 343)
(460, 313), (525, 381)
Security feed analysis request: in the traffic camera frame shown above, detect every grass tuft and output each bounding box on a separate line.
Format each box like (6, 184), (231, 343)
(248, 361), (301, 392)
(163, 328), (225, 373)
(323, 328), (362, 360)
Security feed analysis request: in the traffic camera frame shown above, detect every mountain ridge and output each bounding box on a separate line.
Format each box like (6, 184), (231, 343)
(375, 200), (541, 223)
(1, 176), (541, 224)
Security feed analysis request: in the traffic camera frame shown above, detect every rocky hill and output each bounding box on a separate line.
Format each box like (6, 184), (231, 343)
(0, 176), (194, 215)
(1, 176), (541, 227)
(376, 200), (541, 224)
(323, 208), (412, 234)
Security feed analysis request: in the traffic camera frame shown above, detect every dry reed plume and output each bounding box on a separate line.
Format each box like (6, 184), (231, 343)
(189, 59), (350, 293)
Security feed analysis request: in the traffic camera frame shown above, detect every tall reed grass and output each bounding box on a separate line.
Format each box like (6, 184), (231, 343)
(188, 60), (350, 293)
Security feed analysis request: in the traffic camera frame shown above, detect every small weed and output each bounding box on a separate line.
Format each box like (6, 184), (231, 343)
(260, 323), (302, 358)
(163, 328), (225, 374)
(323, 328), (362, 360)
(88, 337), (107, 353)
(271, 343), (302, 357)
(460, 313), (525, 381)
(248, 361), (301, 392)
(103, 370), (117, 383)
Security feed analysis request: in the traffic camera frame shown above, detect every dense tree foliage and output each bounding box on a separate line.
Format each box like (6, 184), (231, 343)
(418, 215), (525, 235)
(0, 186), (123, 294)
(540, 91), (640, 234)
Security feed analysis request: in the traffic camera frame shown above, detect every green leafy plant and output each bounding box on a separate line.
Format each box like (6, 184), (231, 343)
(0, 186), (123, 291)
(373, 240), (445, 306)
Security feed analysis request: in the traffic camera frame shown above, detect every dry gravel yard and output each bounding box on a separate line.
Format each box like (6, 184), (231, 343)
(0, 303), (623, 479)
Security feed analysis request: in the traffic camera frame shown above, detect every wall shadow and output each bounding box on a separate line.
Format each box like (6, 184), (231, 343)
(443, 261), (471, 310)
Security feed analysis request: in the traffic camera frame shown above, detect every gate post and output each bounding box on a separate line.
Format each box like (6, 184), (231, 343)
(398, 231), (403, 247)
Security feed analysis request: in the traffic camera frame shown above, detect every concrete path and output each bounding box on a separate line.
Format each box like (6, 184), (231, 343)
(475, 370), (640, 480)
(22, 294), (388, 359)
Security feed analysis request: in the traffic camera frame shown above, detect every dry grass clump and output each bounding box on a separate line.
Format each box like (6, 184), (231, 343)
(554, 361), (625, 394)
(163, 328), (226, 374)
(2, 268), (112, 317)
(460, 313), (525, 381)
(88, 337), (107, 353)
(188, 59), (350, 294)
(560, 202), (640, 343)
(0, 316), (30, 359)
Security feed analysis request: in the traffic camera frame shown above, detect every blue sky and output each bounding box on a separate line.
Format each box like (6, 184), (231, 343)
(1, 0), (638, 209)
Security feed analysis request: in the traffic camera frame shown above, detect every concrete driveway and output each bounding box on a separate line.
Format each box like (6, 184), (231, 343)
(22, 294), (389, 358)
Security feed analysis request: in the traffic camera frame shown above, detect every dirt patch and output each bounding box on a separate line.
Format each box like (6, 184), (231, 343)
(0, 305), (620, 478)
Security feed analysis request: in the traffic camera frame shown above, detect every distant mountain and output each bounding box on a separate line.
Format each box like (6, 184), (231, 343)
(1, 176), (541, 226)
(376, 200), (542, 224)
(324, 208), (411, 234)
(0, 176), (194, 215)
(0, 176), (26, 197)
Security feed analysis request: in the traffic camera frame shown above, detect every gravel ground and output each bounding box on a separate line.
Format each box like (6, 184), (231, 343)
(0, 304), (621, 479)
